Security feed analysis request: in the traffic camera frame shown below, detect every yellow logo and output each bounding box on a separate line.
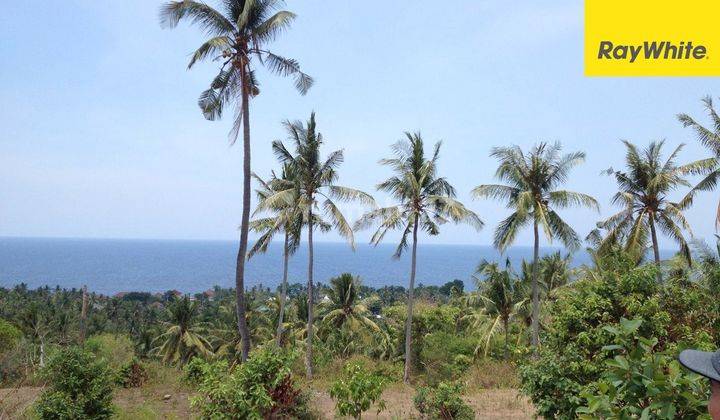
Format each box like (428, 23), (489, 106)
(585, 0), (720, 76)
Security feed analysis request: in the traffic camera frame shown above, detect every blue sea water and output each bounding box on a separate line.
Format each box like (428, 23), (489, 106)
(0, 237), (602, 295)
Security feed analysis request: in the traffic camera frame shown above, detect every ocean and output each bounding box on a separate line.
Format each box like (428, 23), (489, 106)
(0, 237), (608, 295)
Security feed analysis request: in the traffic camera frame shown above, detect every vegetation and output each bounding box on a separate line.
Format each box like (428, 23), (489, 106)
(189, 347), (311, 419)
(160, 0), (313, 363)
(414, 381), (474, 420)
(355, 133), (482, 382)
(472, 142), (598, 348)
(597, 140), (712, 278)
(264, 112), (374, 378)
(329, 362), (386, 419)
(36, 346), (115, 420)
(5, 2), (720, 413)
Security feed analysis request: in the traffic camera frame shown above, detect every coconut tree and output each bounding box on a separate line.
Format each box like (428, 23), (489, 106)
(321, 273), (380, 333)
(154, 296), (213, 365)
(539, 251), (572, 293)
(472, 142), (598, 349)
(355, 132), (483, 383)
(677, 96), (720, 228)
(249, 166), (302, 347)
(470, 259), (527, 359)
(597, 140), (713, 280)
(262, 112), (375, 379)
(160, 0), (313, 362)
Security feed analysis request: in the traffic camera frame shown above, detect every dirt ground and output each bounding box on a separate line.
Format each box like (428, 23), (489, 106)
(1, 385), (534, 419)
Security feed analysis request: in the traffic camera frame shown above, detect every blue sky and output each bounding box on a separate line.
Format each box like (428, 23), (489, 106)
(2, 0), (720, 249)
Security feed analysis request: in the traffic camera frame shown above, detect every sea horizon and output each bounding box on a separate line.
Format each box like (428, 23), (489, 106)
(0, 236), (676, 295)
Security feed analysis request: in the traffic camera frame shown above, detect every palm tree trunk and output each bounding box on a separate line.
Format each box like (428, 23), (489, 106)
(276, 232), (290, 347)
(403, 220), (419, 384)
(305, 205), (314, 379)
(234, 63), (251, 362)
(79, 285), (88, 344)
(503, 317), (510, 360)
(531, 219), (540, 351)
(649, 213), (662, 282)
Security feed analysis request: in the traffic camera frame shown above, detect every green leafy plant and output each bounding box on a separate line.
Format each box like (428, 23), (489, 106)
(190, 347), (310, 419)
(519, 261), (719, 418)
(35, 346), (115, 419)
(413, 381), (474, 420)
(0, 318), (21, 355)
(419, 332), (475, 385)
(329, 362), (386, 419)
(117, 358), (149, 388)
(577, 317), (710, 419)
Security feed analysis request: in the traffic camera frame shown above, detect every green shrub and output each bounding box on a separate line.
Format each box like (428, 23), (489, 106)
(117, 358), (149, 388)
(519, 264), (719, 419)
(183, 356), (228, 386)
(329, 362), (386, 419)
(413, 381), (474, 420)
(0, 318), (21, 355)
(577, 317), (709, 419)
(419, 332), (475, 384)
(190, 347), (311, 419)
(85, 333), (135, 371)
(35, 346), (115, 419)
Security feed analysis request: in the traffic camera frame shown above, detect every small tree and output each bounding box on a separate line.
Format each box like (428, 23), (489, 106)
(329, 363), (386, 419)
(36, 346), (115, 420)
(413, 381), (474, 420)
(191, 347), (310, 419)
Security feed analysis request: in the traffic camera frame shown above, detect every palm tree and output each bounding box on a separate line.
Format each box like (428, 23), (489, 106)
(472, 142), (598, 349)
(539, 251), (572, 293)
(597, 140), (711, 280)
(677, 96), (720, 228)
(321, 273), (380, 333)
(160, 0), (313, 362)
(355, 133), (483, 383)
(263, 112), (375, 379)
(154, 296), (213, 365)
(249, 166), (302, 347)
(471, 259), (527, 359)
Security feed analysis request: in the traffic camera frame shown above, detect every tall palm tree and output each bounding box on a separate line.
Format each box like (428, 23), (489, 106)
(677, 96), (720, 228)
(597, 140), (711, 280)
(160, 0), (313, 362)
(154, 296), (213, 365)
(249, 166), (302, 347)
(472, 142), (598, 349)
(262, 112), (375, 379)
(355, 133), (483, 383)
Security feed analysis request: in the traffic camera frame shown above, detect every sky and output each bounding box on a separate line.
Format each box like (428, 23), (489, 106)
(2, 0), (720, 249)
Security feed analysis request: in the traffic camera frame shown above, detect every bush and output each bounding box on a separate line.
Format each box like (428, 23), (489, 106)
(329, 362), (386, 419)
(0, 319), (21, 355)
(85, 333), (135, 371)
(117, 358), (149, 388)
(190, 347), (311, 419)
(519, 264), (719, 418)
(35, 346), (115, 419)
(413, 381), (474, 420)
(419, 332), (475, 384)
(577, 318), (709, 419)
